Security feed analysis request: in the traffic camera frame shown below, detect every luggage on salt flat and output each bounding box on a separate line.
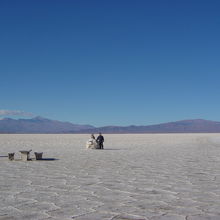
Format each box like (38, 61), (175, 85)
(86, 139), (99, 149)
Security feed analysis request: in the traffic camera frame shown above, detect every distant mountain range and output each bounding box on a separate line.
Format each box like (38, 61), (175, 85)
(1, 117), (220, 133)
(0, 116), (94, 134)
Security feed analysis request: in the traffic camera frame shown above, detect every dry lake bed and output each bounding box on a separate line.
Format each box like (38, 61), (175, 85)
(0, 134), (220, 220)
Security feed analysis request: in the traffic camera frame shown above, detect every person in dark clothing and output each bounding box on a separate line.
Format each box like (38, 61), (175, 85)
(96, 133), (104, 149)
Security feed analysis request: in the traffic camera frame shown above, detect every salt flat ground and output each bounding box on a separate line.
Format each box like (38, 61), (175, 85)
(0, 134), (220, 220)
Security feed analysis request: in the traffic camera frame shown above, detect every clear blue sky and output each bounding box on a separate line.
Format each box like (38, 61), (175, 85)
(0, 0), (220, 126)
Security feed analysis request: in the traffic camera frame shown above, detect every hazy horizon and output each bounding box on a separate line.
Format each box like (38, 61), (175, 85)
(0, 115), (219, 127)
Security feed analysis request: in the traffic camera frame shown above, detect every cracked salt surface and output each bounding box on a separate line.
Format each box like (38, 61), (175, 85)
(0, 134), (220, 220)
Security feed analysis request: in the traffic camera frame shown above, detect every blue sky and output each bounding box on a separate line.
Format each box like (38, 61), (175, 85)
(0, 0), (220, 126)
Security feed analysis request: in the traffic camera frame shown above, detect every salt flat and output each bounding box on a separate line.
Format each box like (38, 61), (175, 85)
(0, 134), (220, 220)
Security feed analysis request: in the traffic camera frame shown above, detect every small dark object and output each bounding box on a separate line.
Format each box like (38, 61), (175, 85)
(34, 152), (43, 160)
(8, 153), (15, 161)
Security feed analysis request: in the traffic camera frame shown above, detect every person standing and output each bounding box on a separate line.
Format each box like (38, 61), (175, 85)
(96, 133), (104, 149)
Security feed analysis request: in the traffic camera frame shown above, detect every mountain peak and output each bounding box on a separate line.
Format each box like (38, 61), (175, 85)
(32, 116), (50, 121)
(175, 119), (218, 124)
(0, 116), (94, 133)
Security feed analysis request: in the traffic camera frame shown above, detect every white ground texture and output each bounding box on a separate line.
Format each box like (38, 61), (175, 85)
(0, 134), (220, 220)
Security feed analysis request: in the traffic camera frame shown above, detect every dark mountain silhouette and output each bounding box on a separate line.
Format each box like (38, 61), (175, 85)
(0, 117), (220, 133)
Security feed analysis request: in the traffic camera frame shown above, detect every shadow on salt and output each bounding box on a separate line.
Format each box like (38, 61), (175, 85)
(39, 158), (59, 161)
